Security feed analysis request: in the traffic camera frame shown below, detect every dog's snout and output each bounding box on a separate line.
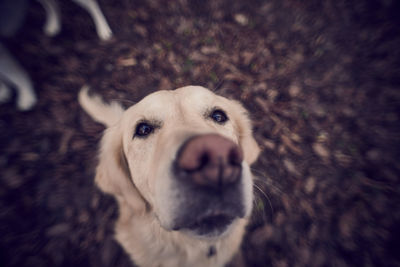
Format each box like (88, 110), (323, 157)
(176, 134), (243, 188)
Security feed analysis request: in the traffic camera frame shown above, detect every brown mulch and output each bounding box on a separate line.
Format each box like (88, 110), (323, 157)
(1, 0), (399, 266)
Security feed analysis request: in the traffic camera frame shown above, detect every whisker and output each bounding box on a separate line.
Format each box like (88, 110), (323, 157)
(253, 183), (274, 216)
(251, 168), (285, 196)
(212, 78), (225, 93)
(252, 197), (266, 218)
(252, 180), (284, 199)
(250, 167), (269, 177)
(253, 177), (284, 196)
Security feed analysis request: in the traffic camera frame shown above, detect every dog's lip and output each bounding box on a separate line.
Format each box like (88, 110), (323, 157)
(188, 213), (234, 229)
(174, 212), (236, 236)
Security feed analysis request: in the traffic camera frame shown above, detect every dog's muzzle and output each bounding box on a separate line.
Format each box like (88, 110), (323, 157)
(172, 134), (246, 236)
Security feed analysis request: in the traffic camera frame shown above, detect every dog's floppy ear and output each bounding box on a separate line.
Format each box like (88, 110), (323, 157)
(230, 100), (260, 165)
(96, 124), (147, 214)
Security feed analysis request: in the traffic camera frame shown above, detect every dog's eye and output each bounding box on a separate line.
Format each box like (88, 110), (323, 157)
(135, 122), (154, 138)
(210, 109), (228, 124)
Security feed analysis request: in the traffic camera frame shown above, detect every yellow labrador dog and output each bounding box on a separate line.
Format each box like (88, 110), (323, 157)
(79, 85), (260, 267)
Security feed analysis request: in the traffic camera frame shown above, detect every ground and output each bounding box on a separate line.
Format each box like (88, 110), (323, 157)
(0, 0), (399, 266)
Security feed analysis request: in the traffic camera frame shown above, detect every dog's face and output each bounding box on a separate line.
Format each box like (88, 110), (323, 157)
(98, 86), (260, 238)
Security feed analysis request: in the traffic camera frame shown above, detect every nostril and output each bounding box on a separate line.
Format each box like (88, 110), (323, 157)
(198, 152), (210, 170)
(229, 147), (243, 166)
(179, 148), (211, 172)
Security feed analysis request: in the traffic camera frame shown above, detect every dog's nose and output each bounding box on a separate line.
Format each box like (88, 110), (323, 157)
(176, 134), (243, 189)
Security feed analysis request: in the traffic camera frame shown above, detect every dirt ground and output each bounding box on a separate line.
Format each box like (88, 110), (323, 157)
(1, 0), (399, 266)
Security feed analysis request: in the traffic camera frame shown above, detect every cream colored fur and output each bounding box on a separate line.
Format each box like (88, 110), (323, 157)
(79, 85), (260, 267)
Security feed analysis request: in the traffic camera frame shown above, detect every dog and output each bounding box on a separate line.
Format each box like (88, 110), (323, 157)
(79, 85), (260, 267)
(0, 0), (112, 110)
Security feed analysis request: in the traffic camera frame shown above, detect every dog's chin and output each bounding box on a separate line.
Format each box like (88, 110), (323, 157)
(172, 213), (238, 239)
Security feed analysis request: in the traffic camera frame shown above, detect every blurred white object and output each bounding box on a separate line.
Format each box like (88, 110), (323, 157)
(0, 44), (37, 110)
(72, 0), (113, 41)
(37, 0), (61, 36)
(38, 0), (113, 40)
(0, 0), (113, 110)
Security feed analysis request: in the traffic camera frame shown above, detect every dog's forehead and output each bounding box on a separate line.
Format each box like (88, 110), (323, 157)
(125, 86), (222, 118)
(174, 85), (217, 99)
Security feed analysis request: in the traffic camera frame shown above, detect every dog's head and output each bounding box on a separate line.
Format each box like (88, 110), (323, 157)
(96, 86), (260, 238)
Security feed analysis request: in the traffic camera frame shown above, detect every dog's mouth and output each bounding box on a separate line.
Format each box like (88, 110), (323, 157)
(176, 213), (236, 237)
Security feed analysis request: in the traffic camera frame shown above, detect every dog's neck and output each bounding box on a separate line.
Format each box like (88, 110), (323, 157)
(114, 198), (247, 267)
